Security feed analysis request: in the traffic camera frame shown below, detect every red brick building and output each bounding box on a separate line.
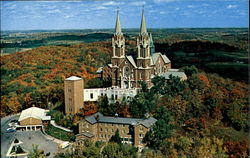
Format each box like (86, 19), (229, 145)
(98, 9), (172, 88)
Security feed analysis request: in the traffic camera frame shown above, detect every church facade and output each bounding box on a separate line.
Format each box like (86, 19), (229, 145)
(64, 10), (187, 115)
(99, 10), (172, 88)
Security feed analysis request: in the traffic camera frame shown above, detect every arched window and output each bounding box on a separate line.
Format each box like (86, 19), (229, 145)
(123, 66), (130, 78)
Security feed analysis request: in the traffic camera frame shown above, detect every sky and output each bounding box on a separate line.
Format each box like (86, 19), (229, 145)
(1, 0), (248, 30)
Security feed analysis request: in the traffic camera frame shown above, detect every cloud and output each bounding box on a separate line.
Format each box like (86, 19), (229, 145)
(93, 6), (108, 10)
(187, 5), (195, 8)
(47, 9), (61, 14)
(33, 15), (45, 19)
(102, 1), (124, 6)
(154, 0), (176, 3)
(64, 15), (75, 19)
(33, 4), (56, 9)
(64, 6), (71, 10)
(175, 7), (180, 10)
(195, 10), (206, 14)
(149, 9), (157, 13)
(129, 1), (146, 6)
(227, 4), (237, 9)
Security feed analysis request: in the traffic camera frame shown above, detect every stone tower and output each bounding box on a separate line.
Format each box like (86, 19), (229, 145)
(136, 9), (152, 85)
(64, 76), (84, 115)
(111, 9), (125, 87)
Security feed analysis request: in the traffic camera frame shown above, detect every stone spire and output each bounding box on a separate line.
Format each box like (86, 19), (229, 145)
(115, 9), (122, 35)
(140, 7), (148, 35)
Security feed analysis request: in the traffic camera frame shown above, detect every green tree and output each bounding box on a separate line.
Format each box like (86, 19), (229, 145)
(144, 106), (173, 150)
(97, 96), (109, 115)
(120, 144), (137, 158)
(86, 78), (103, 88)
(129, 81), (157, 117)
(181, 65), (199, 77)
(110, 130), (122, 144)
(28, 145), (45, 158)
(97, 95), (119, 116)
(151, 76), (167, 95)
(102, 143), (122, 158)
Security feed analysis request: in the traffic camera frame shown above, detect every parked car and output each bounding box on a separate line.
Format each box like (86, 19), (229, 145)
(6, 128), (16, 133)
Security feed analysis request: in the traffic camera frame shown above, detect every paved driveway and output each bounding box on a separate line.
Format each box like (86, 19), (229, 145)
(1, 115), (59, 158)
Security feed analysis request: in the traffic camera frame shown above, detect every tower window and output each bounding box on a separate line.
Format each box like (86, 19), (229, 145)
(90, 93), (93, 99)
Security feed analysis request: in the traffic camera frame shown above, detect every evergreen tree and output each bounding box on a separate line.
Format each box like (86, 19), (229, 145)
(110, 129), (122, 144)
(144, 106), (173, 150)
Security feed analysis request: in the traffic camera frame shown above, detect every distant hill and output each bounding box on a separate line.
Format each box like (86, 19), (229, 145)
(45, 33), (113, 43)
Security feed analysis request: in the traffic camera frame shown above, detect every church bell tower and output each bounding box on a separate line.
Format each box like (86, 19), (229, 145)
(136, 8), (152, 86)
(111, 9), (125, 87)
(136, 8), (151, 68)
(112, 9), (125, 66)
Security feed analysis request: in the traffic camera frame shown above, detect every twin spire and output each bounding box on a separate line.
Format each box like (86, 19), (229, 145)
(114, 8), (148, 35)
(140, 7), (148, 35)
(115, 9), (122, 35)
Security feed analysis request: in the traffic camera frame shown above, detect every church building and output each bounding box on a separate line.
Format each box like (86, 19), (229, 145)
(98, 9), (186, 88)
(64, 9), (187, 115)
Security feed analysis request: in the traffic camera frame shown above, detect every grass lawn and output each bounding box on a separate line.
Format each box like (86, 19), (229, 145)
(45, 124), (75, 141)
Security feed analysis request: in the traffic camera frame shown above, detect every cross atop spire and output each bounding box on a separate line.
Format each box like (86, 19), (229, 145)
(115, 8), (122, 35)
(140, 6), (148, 35)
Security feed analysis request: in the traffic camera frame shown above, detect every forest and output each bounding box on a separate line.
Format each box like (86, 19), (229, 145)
(0, 29), (248, 157)
(52, 72), (248, 157)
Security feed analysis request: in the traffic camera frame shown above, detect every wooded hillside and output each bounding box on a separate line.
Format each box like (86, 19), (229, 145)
(1, 42), (112, 116)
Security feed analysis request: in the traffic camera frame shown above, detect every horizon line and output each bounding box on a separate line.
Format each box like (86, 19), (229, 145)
(1, 27), (248, 32)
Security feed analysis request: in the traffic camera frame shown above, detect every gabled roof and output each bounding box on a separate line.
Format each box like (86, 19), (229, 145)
(151, 53), (171, 65)
(85, 112), (103, 124)
(65, 76), (82, 81)
(162, 55), (171, 63)
(84, 112), (157, 128)
(139, 117), (157, 128)
(126, 56), (137, 68)
(18, 107), (51, 122)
